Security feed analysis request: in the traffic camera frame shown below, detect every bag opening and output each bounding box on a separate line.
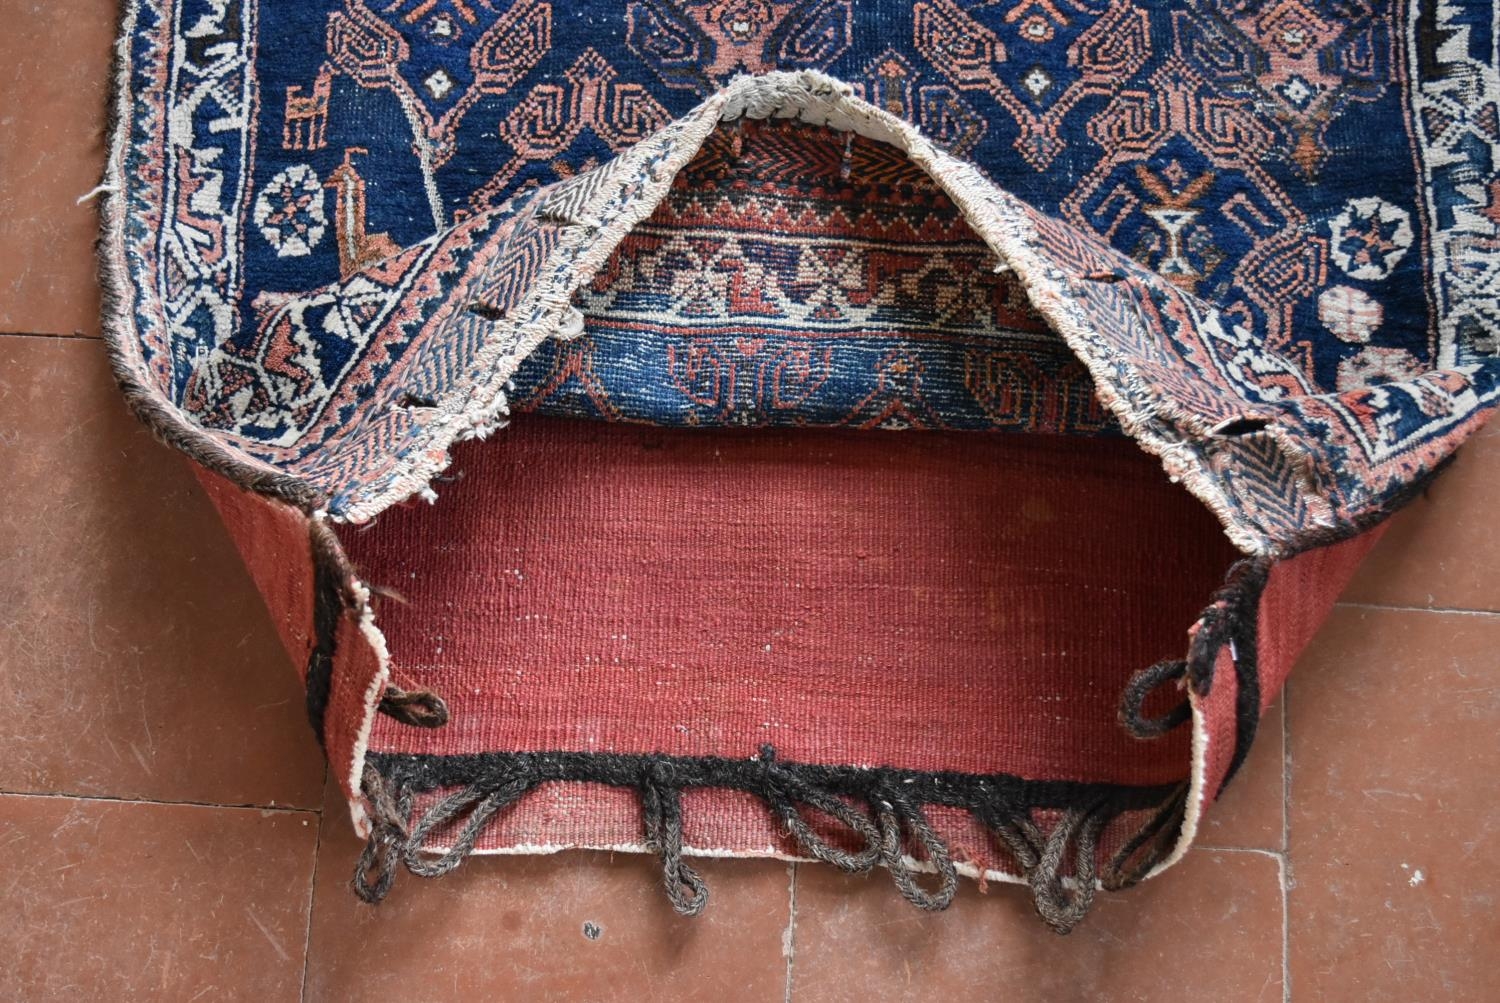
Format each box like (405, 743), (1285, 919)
(329, 107), (1268, 932)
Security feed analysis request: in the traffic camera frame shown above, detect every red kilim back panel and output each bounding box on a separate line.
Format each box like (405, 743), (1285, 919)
(346, 419), (1237, 864)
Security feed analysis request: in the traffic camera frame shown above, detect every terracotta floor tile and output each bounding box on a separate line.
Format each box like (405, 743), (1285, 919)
(790, 849), (1283, 1002)
(1197, 695), (1285, 851)
(0, 336), (324, 808)
(305, 814), (792, 1002)
(1341, 416), (1500, 612)
(1287, 607), (1500, 1002)
(0, 793), (318, 1001)
(0, 0), (114, 336)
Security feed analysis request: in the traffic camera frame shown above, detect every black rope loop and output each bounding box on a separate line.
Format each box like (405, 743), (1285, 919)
(1186, 606), (1233, 694)
(758, 746), (882, 872)
(640, 765), (708, 916)
(983, 809), (1046, 874)
(403, 776), (532, 878)
(378, 684), (451, 728)
(1187, 557), (1273, 695)
(1026, 801), (1109, 935)
(1101, 783), (1189, 892)
(402, 785), (489, 877)
(875, 790), (958, 912)
(352, 766), (412, 904)
(353, 749), (1186, 930)
(1118, 658), (1192, 739)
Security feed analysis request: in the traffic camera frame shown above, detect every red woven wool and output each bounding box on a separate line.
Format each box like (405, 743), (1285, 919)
(344, 419), (1237, 868)
(194, 469), (317, 676)
(1192, 530), (1381, 811)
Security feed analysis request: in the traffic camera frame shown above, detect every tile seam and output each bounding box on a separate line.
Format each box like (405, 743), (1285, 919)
(0, 330), (100, 340)
(1335, 601), (1500, 618)
(299, 789), (326, 1003)
(0, 788), (322, 815)
(783, 862), (798, 1003)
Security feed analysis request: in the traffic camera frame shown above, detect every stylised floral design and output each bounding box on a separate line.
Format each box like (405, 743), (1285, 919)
(1328, 197), (1412, 281)
(1336, 345), (1423, 390)
(254, 164), (328, 257)
(1317, 285), (1382, 343)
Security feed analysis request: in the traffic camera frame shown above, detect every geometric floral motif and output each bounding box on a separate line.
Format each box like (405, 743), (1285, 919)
(195, 0), (1492, 397)
(515, 119), (1082, 432)
(1327, 196), (1413, 281)
(109, 0), (1500, 538)
(1317, 285), (1383, 343)
(626, 0), (854, 92)
(852, 49), (987, 157)
(914, 0), (1148, 171)
(254, 164), (328, 257)
(1406, 0), (1500, 362)
(1336, 344), (1423, 390)
(1173, 0), (1388, 179)
(1061, 51), (1310, 354)
(326, 0), (551, 166)
(469, 49), (674, 211)
(111, 8), (1500, 549)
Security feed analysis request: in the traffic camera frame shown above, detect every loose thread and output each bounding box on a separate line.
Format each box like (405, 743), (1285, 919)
(76, 183), (119, 204)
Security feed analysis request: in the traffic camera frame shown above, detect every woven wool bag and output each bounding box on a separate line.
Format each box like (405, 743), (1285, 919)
(101, 0), (1500, 932)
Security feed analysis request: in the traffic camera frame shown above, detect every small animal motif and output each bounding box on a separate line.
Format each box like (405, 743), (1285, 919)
(284, 62), (333, 150)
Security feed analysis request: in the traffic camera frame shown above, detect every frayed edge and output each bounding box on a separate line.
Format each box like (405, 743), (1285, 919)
(329, 91), (739, 523)
(303, 517), (445, 837)
(322, 70), (1302, 559)
(97, 1), (328, 514)
(346, 582), (393, 839)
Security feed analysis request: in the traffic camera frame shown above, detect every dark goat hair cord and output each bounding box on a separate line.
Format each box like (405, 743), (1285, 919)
(353, 746), (1186, 934)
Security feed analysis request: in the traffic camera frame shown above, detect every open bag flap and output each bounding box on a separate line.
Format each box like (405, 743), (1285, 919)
(104, 72), (1500, 557)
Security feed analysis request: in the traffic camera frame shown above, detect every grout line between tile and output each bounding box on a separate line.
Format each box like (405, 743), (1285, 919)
(299, 783), (325, 1003)
(1280, 694), (1290, 856)
(1282, 688), (1292, 1003)
(1278, 850), (1290, 1003)
(783, 862), (798, 1003)
(1335, 601), (1500, 618)
(1185, 841), (1289, 997)
(0, 330), (100, 341)
(0, 788), (322, 816)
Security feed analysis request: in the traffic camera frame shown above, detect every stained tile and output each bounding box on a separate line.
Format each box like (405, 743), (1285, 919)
(1287, 607), (1500, 1001)
(0, 793), (318, 1001)
(0, 0), (115, 336)
(1197, 695), (1285, 851)
(0, 336), (324, 808)
(1341, 416), (1500, 612)
(790, 849), (1283, 1002)
(305, 812), (792, 1002)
